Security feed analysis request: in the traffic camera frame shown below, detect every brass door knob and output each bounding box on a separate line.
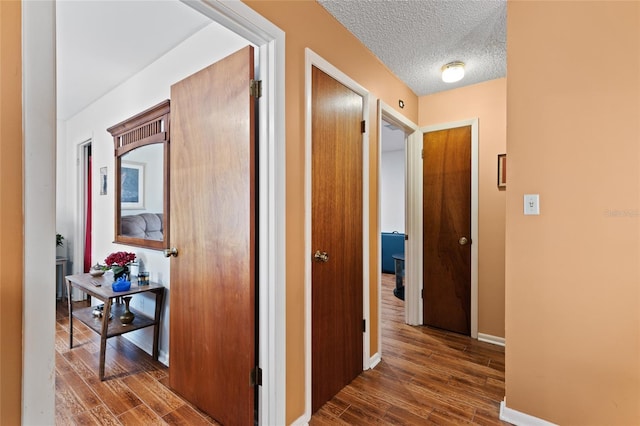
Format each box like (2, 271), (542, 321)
(313, 250), (329, 263)
(458, 237), (469, 246)
(163, 247), (179, 257)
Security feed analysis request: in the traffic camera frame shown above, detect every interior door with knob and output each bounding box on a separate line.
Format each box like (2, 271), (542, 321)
(169, 46), (256, 425)
(423, 125), (471, 335)
(311, 65), (364, 412)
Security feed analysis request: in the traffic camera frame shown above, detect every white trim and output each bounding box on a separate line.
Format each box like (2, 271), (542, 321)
(418, 119), (479, 338)
(75, 139), (90, 273)
(500, 399), (558, 426)
(184, 2), (287, 425)
(304, 48), (371, 422)
(478, 333), (506, 347)
(369, 352), (382, 369)
(379, 101), (419, 132)
(291, 415), (310, 426)
(405, 129), (424, 325)
(73, 139), (92, 302)
(22, 1), (57, 422)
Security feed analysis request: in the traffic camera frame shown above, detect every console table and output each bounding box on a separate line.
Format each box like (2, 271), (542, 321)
(65, 273), (165, 380)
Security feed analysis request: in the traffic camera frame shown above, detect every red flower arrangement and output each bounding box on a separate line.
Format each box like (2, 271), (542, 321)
(104, 251), (136, 267)
(104, 251), (136, 279)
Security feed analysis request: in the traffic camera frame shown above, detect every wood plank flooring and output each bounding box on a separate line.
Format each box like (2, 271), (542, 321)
(55, 273), (508, 425)
(55, 300), (220, 425)
(310, 274), (509, 425)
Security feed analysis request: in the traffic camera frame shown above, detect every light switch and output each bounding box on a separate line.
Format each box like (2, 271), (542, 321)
(524, 194), (540, 215)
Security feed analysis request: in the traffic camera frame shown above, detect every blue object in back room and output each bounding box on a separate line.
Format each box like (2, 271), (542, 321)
(381, 231), (405, 273)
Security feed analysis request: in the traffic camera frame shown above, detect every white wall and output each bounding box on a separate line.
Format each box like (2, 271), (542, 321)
(380, 125), (406, 233)
(58, 22), (252, 364)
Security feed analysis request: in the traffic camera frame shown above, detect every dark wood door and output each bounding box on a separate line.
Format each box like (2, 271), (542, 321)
(423, 126), (471, 335)
(311, 66), (364, 412)
(169, 46), (256, 426)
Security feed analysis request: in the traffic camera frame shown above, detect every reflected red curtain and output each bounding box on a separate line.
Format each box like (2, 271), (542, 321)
(84, 151), (92, 272)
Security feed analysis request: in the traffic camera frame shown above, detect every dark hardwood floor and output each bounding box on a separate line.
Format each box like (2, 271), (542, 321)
(55, 299), (220, 425)
(55, 273), (507, 425)
(310, 274), (509, 425)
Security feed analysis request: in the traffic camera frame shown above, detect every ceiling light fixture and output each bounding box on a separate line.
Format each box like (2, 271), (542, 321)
(441, 61), (465, 83)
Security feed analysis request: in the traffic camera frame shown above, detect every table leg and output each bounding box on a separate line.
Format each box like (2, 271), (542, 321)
(152, 289), (164, 360)
(61, 262), (67, 301)
(67, 278), (73, 349)
(99, 298), (112, 381)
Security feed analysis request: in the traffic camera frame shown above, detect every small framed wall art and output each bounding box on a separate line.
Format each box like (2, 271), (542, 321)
(121, 161), (145, 209)
(497, 154), (506, 188)
(100, 167), (108, 195)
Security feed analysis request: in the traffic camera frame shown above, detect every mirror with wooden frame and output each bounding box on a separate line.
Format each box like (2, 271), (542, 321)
(107, 100), (170, 250)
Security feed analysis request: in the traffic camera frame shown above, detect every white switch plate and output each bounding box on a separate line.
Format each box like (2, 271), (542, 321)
(524, 194), (540, 215)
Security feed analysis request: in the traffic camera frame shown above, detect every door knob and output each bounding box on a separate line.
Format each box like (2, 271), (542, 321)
(163, 247), (179, 257)
(313, 250), (329, 263)
(458, 237), (469, 246)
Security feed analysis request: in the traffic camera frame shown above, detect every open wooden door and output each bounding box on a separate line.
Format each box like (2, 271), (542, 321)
(169, 46), (256, 425)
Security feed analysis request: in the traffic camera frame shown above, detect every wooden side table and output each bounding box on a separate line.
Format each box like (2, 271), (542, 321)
(65, 273), (165, 380)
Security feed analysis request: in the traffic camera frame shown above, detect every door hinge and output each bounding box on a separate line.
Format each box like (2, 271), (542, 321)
(250, 366), (262, 386)
(250, 79), (262, 98)
(405, 234), (408, 240)
(421, 288), (424, 299)
(361, 120), (366, 133)
(421, 149), (424, 159)
(363, 319), (366, 333)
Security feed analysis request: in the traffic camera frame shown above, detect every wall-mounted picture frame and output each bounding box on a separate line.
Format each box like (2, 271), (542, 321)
(498, 154), (506, 188)
(121, 161), (144, 209)
(99, 166), (107, 195)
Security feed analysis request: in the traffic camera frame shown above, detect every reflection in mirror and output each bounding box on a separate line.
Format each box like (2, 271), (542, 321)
(107, 100), (170, 250)
(120, 144), (164, 241)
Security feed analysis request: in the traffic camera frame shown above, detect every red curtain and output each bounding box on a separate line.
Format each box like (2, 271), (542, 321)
(84, 152), (92, 272)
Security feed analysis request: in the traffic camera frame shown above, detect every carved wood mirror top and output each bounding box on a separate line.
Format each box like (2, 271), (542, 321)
(107, 100), (170, 250)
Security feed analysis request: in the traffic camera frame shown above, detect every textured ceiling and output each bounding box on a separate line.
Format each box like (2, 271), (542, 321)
(317, 0), (507, 96)
(57, 1), (507, 122)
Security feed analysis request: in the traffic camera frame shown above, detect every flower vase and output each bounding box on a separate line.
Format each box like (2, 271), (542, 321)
(119, 296), (135, 325)
(113, 265), (130, 281)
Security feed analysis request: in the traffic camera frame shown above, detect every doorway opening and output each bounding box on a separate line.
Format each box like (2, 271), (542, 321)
(380, 118), (407, 302)
(44, 2), (285, 424)
(377, 105), (479, 344)
(74, 140), (92, 297)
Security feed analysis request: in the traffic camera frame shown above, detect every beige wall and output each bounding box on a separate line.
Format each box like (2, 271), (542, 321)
(506, 1), (640, 424)
(419, 78), (507, 338)
(0, 1), (23, 423)
(244, 1), (418, 422)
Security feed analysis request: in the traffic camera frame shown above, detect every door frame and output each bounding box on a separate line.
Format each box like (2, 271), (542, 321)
(304, 48), (370, 421)
(377, 101), (419, 348)
(182, 3), (286, 424)
(24, 1), (286, 424)
(75, 139), (92, 282)
(408, 119), (479, 337)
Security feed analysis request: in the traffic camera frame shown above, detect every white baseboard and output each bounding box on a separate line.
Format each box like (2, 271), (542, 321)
(500, 399), (557, 426)
(158, 350), (169, 366)
(291, 413), (309, 426)
(122, 333), (168, 366)
(369, 353), (382, 369)
(478, 333), (505, 347)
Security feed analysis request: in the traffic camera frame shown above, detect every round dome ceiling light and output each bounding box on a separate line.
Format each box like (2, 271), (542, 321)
(441, 61), (465, 83)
